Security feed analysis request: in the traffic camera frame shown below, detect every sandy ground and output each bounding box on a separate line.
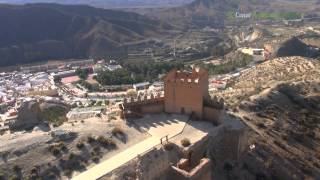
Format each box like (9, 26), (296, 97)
(133, 113), (189, 138)
(0, 115), (149, 179)
(73, 113), (189, 179)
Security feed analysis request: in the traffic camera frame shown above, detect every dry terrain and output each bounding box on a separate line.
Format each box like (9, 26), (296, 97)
(0, 115), (149, 179)
(215, 56), (320, 179)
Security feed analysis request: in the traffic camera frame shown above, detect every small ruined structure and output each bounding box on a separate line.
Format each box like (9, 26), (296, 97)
(172, 158), (211, 180)
(120, 68), (224, 124)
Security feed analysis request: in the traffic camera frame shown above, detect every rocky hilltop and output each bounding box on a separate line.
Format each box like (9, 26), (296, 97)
(216, 56), (320, 179)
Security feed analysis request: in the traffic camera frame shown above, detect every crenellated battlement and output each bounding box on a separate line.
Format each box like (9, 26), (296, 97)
(204, 96), (224, 110)
(120, 68), (223, 124)
(164, 68), (208, 84)
(122, 93), (164, 108)
(172, 78), (201, 85)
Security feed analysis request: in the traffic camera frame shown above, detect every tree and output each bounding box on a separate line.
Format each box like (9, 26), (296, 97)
(54, 76), (62, 84)
(127, 89), (137, 97)
(76, 68), (89, 80)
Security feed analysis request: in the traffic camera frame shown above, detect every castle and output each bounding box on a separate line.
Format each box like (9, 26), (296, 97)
(120, 68), (224, 124)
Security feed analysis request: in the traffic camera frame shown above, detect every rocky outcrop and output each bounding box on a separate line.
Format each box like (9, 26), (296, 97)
(277, 37), (310, 57)
(9, 100), (42, 131)
(9, 99), (70, 131)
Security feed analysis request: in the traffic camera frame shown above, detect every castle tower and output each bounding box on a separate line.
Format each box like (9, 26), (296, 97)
(164, 68), (209, 119)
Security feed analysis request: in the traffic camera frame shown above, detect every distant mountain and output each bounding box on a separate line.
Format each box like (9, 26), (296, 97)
(0, 3), (172, 66)
(0, 0), (193, 8)
(146, 0), (320, 28)
(146, 0), (269, 27)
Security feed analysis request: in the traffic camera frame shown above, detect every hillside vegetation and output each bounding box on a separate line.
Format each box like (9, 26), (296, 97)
(216, 56), (320, 179)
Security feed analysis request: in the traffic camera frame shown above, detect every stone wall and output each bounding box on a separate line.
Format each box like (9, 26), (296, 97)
(100, 144), (182, 180)
(120, 95), (164, 118)
(164, 68), (209, 119)
(136, 147), (172, 180)
(209, 126), (249, 164)
(203, 107), (222, 124)
(171, 158), (211, 180)
(99, 122), (248, 180)
(9, 100), (42, 131)
(182, 134), (210, 168)
(141, 104), (164, 114)
(27, 89), (58, 97)
(165, 81), (204, 118)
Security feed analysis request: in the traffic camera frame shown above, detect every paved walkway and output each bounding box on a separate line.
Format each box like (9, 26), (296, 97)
(72, 136), (159, 180)
(72, 114), (188, 180)
(134, 114), (189, 138)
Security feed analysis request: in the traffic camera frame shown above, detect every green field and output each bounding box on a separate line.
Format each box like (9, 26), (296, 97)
(226, 11), (301, 20)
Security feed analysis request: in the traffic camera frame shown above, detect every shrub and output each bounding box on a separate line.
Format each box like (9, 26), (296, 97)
(63, 169), (73, 177)
(257, 122), (266, 129)
(51, 147), (61, 157)
(93, 146), (101, 154)
(41, 106), (68, 126)
(97, 136), (116, 149)
(28, 173), (39, 180)
(92, 156), (100, 163)
(96, 101), (102, 106)
(76, 142), (85, 150)
(45, 172), (56, 180)
(8, 175), (19, 180)
(49, 142), (67, 156)
(112, 127), (125, 136)
(163, 142), (174, 151)
(181, 138), (191, 147)
(60, 143), (68, 152)
(0, 171), (5, 180)
(68, 153), (76, 161)
(30, 166), (39, 175)
(12, 165), (21, 173)
(87, 136), (96, 144)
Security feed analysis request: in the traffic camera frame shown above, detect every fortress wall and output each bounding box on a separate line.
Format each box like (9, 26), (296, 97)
(27, 89), (58, 96)
(99, 158), (137, 180)
(171, 158), (211, 180)
(100, 145), (182, 180)
(141, 104), (164, 114)
(182, 134), (210, 168)
(165, 81), (203, 118)
(209, 126), (249, 164)
(100, 125), (247, 180)
(137, 147), (173, 180)
(203, 107), (222, 124)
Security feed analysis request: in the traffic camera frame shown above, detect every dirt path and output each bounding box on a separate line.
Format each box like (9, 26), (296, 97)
(72, 114), (188, 180)
(72, 136), (159, 180)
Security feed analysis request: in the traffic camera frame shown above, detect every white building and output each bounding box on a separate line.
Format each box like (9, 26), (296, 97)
(239, 48), (266, 62)
(106, 65), (122, 71)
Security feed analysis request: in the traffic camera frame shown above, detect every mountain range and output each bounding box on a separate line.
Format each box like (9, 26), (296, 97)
(0, 0), (193, 8)
(0, 3), (172, 66)
(145, 0), (320, 27)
